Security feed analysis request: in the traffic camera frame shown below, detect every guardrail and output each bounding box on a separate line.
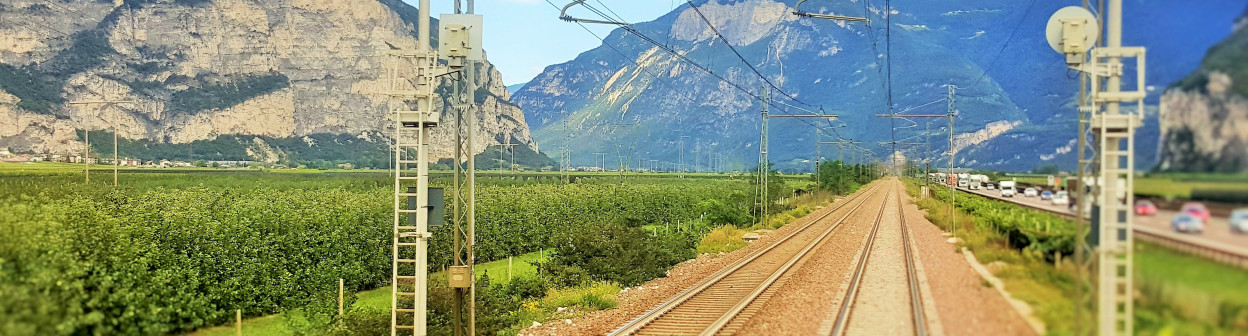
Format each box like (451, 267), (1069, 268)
(950, 186), (1248, 270)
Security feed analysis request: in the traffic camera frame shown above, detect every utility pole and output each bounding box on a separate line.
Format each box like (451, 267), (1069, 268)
(873, 85), (957, 236)
(1046, 4), (1145, 334)
(385, 0), (438, 332)
(70, 100), (133, 185)
(441, 3), (483, 335)
(679, 135), (689, 177)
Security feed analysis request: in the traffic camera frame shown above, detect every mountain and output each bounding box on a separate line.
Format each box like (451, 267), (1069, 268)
(0, 0), (549, 168)
(506, 82), (527, 95)
(1156, 8), (1248, 172)
(512, 0), (1245, 172)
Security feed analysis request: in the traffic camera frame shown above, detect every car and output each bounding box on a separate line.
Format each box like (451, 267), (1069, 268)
(1231, 209), (1248, 234)
(986, 183), (996, 190)
(1040, 190), (1053, 200)
(1134, 200), (1158, 216)
(1024, 188), (1038, 197)
(1180, 202), (1211, 224)
(1052, 191), (1069, 205)
(1171, 213), (1205, 233)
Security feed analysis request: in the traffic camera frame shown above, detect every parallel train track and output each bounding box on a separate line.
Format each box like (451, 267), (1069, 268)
(608, 182), (887, 335)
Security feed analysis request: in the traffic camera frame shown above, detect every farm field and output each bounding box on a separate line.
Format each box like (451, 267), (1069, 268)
(0, 162), (806, 335)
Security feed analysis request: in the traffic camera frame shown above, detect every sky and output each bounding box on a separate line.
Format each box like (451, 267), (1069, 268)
(403, 0), (676, 86)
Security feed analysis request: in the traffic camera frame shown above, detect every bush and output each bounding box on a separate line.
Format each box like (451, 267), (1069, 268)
(539, 222), (695, 287)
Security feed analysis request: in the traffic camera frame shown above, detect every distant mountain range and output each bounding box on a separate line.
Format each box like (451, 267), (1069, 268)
(513, 0), (1247, 172)
(507, 82), (528, 95)
(0, 0), (552, 169)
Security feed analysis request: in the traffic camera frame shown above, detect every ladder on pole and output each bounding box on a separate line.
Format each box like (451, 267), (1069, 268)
(387, 49), (438, 336)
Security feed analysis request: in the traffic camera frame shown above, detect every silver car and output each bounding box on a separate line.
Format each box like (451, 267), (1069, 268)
(1171, 213), (1205, 234)
(1232, 209), (1248, 234)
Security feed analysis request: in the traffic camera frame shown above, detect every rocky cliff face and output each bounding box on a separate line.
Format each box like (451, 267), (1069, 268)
(1157, 9), (1248, 173)
(1159, 75), (1248, 172)
(0, 0), (537, 162)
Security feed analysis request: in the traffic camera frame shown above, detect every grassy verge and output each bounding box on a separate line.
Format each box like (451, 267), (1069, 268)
(903, 178), (1248, 335)
(190, 251), (547, 336)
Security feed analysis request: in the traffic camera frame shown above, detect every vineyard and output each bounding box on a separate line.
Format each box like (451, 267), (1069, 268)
(0, 169), (774, 335)
(918, 180), (1077, 257)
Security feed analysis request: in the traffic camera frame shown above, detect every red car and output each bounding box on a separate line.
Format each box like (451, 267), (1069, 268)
(1134, 200), (1157, 216)
(1181, 202), (1211, 223)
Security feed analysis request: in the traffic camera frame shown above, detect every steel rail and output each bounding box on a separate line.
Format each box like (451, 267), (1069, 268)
(897, 185), (929, 336)
(699, 182), (890, 335)
(609, 182), (885, 336)
(828, 186), (893, 336)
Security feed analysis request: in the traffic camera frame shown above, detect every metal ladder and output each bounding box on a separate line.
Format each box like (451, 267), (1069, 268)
(1096, 112), (1137, 336)
(387, 49), (438, 336)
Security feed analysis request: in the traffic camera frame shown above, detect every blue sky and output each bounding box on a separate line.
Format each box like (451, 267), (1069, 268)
(403, 0), (675, 85)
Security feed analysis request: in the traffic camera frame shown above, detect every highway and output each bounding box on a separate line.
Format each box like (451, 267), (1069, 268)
(939, 183), (1248, 268)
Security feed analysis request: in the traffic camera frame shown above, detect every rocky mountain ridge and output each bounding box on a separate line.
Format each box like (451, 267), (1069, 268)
(0, 0), (543, 167)
(514, 0), (1245, 172)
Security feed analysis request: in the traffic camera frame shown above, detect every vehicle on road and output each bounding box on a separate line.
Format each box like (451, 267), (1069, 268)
(1171, 213), (1205, 233)
(999, 181), (1017, 197)
(1181, 202), (1211, 224)
(1232, 209), (1248, 234)
(1134, 200), (1158, 216)
(986, 183), (995, 190)
(957, 173), (969, 188)
(1040, 190), (1053, 200)
(1024, 188), (1038, 197)
(1052, 191), (1069, 205)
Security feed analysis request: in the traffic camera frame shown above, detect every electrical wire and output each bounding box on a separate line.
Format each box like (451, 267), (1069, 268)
(961, 0), (1039, 92)
(683, 0), (812, 107)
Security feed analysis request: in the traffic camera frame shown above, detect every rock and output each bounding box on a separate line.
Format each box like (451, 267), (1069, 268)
(986, 261), (1011, 275)
(0, 0), (539, 160)
(741, 232), (761, 242)
(564, 319), (572, 325)
(555, 307), (567, 313)
(530, 321), (541, 328)
(946, 237), (963, 244)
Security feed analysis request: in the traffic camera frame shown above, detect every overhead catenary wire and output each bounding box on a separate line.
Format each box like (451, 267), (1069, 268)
(560, 0), (827, 117)
(960, 0), (1039, 92)
(683, 0), (813, 108)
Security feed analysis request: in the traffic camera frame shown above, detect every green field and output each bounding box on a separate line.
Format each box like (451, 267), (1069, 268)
(0, 162), (815, 335)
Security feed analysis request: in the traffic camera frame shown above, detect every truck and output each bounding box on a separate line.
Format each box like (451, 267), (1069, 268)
(968, 174), (988, 190)
(957, 173), (970, 188)
(999, 180), (1017, 197)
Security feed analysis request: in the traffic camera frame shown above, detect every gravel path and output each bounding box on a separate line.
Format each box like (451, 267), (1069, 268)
(900, 183), (1038, 335)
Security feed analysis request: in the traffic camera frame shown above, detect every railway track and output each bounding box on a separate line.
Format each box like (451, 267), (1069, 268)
(827, 182), (928, 336)
(608, 182), (887, 336)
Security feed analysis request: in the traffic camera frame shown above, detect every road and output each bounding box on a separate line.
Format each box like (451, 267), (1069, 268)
(948, 184), (1248, 255)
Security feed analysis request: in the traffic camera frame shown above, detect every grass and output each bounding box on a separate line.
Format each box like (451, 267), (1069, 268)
(1135, 243), (1248, 333)
(697, 226), (750, 254)
(190, 251), (547, 335)
(904, 178), (1248, 335)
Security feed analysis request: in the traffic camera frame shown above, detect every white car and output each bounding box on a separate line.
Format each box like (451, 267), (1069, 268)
(986, 183), (996, 190)
(1052, 191), (1069, 205)
(1232, 209), (1248, 234)
(1023, 188), (1038, 197)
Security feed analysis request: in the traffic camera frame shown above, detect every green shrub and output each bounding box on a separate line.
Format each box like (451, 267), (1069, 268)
(539, 222), (695, 287)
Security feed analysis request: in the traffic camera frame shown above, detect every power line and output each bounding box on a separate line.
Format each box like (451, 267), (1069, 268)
(683, 0), (812, 107)
(962, 0), (1039, 92)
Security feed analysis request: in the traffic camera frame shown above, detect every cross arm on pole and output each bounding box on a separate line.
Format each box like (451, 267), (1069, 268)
(767, 114), (839, 119)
